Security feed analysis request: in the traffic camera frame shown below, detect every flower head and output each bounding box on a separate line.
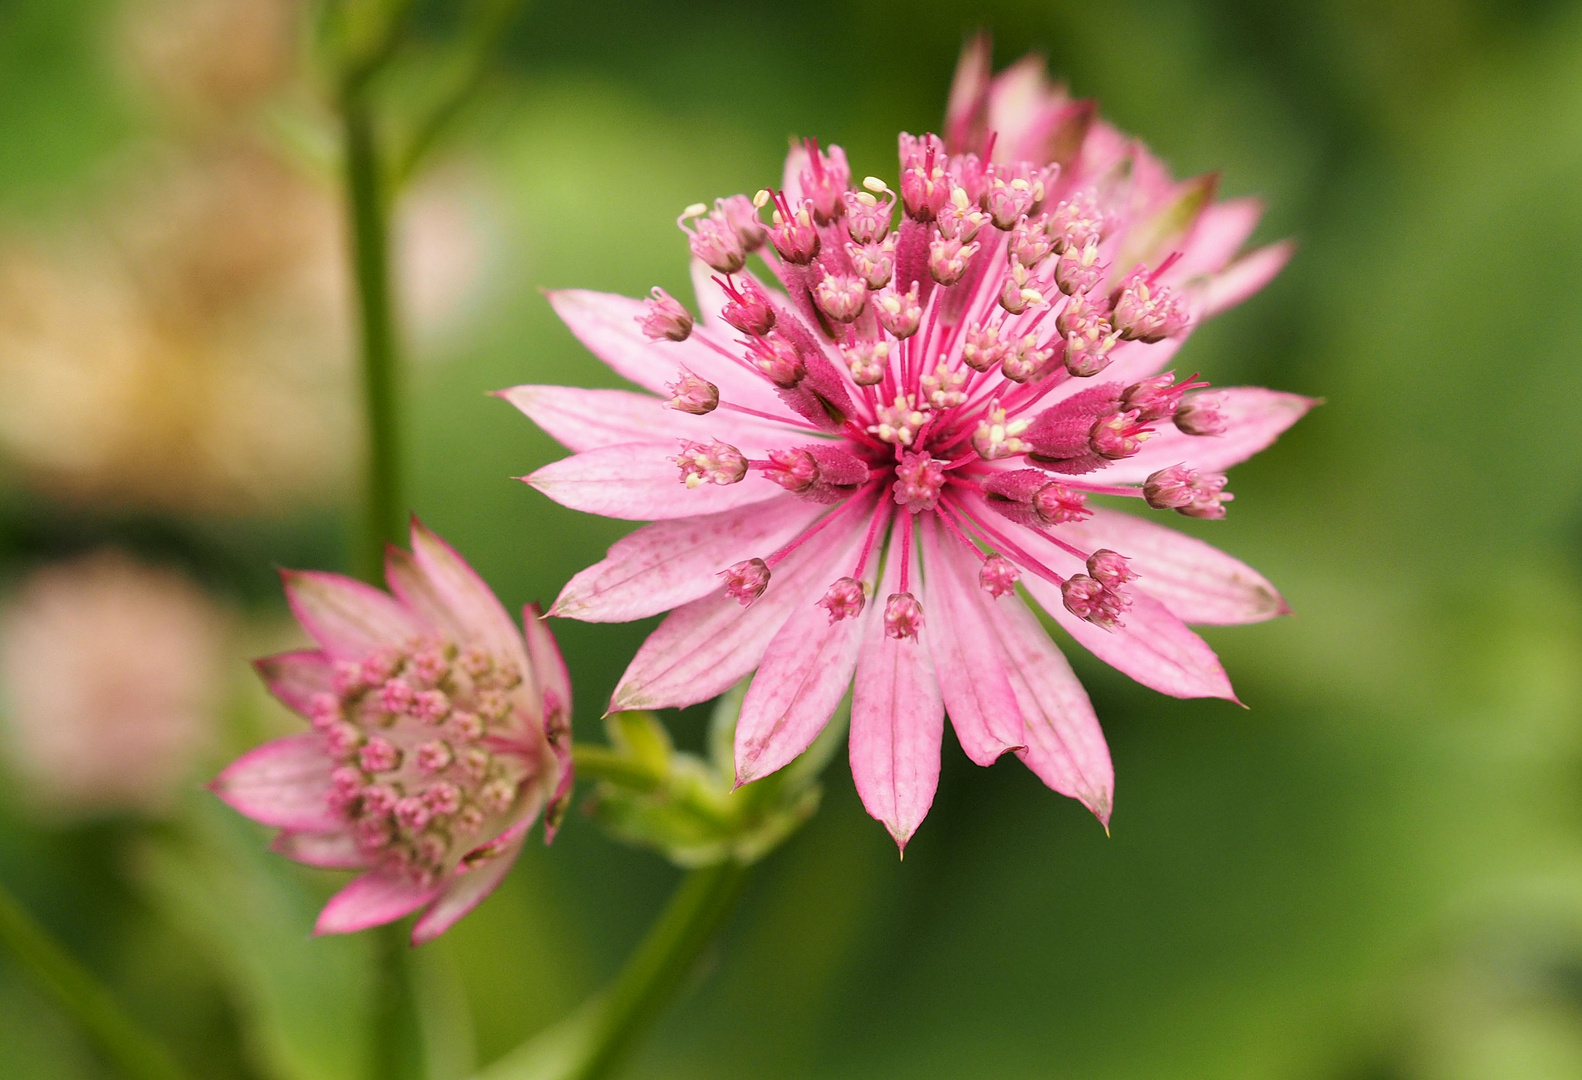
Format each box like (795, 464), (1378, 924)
(506, 38), (1308, 849)
(211, 520), (572, 943)
(0, 551), (222, 817)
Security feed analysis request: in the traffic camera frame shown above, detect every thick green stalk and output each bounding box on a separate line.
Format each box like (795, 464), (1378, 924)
(342, 90), (404, 581)
(477, 862), (749, 1080)
(339, 60), (417, 1080)
(0, 879), (188, 1080)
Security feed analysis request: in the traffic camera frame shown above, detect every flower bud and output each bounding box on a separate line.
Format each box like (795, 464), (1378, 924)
(665, 371), (719, 415)
(875, 281), (923, 339)
(883, 592), (924, 640)
(961, 323), (1007, 372)
(840, 339), (890, 386)
(674, 439), (748, 487)
(979, 555), (1020, 597)
(1089, 409), (1153, 460)
(813, 270), (867, 323)
(1174, 392), (1227, 436)
(817, 577), (868, 623)
(929, 236), (979, 286)
(720, 277), (777, 336)
(846, 237), (896, 290)
(843, 188), (895, 245)
(638, 287), (693, 341)
(748, 333), (806, 387)
(721, 559), (771, 605)
(769, 199), (821, 264)
(1111, 268), (1190, 342)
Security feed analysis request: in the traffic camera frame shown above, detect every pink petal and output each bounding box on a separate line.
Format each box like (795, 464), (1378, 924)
(210, 734), (339, 831)
(411, 832), (526, 945)
(1060, 509), (1288, 625)
(780, 142), (810, 213)
(733, 521), (875, 784)
(272, 830), (367, 869)
(497, 385), (796, 455)
(525, 443), (782, 521)
(610, 506), (863, 712)
(383, 544), (454, 631)
(522, 602), (571, 722)
(545, 289), (788, 416)
(986, 56), (1055, 161)
(1173, 197), (1264, 279)
(281, 570), (423, 659)
(966, 498), (1238, 701)
(974, 590), (1114, 825)
(315, 871), (443, 936)
(1199, 241), (1294, 317)
(407, 519), (531, 678)
(918, 518), (1025, 767)
(1021, 571), (1236, 701)
(1100, 388), (1316, 483)
(690, 257), (732, 331)
(551, 497), (825, 622)
(253, 649), (333, 714)
(943, 34), (993, 152)
(849, 529), (945, 851)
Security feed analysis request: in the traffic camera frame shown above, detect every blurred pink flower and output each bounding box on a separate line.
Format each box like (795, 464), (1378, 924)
(505, 40), (1310, 848)
(0, 551), (222, 817)
(213, 521), (572, 943)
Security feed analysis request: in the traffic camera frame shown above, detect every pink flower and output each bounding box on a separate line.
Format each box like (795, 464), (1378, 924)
(0, 551), (222, 817)
(503, 40), (1310, 849)
(211, 520), (572, 943)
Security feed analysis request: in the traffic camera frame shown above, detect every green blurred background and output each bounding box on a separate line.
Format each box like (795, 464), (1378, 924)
(3, 0), (1582, 1077)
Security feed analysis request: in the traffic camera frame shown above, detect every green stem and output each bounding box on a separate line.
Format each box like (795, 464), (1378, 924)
(338, 45), (417, 1080)
(0, 879), (188, 1080)
(574, 862), (748, 1080)
(476, 862), (749, 1080)
(342, 87), (404, 581)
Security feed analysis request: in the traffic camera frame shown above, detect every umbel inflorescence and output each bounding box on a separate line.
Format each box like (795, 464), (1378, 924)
(506, 39), (1311, 847)
(213, 521), (572, 942)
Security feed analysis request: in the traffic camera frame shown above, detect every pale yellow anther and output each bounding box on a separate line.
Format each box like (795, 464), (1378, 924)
(683, 202), (708, 218)
(752, 189), (771, 208)
(856, 192), (878, 207)
(863, 176), (890, 194)
(951, 187), (970, 209)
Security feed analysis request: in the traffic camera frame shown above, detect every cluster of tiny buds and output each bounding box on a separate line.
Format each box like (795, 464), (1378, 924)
(1060, 549), (1136, 630)
(314, 637), (530, 882)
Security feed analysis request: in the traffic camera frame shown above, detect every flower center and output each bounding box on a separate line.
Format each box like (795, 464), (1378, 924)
(309, 638), (538, 885)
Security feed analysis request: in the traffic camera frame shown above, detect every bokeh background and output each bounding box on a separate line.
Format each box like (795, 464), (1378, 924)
(3, 0), (1582, 1077)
